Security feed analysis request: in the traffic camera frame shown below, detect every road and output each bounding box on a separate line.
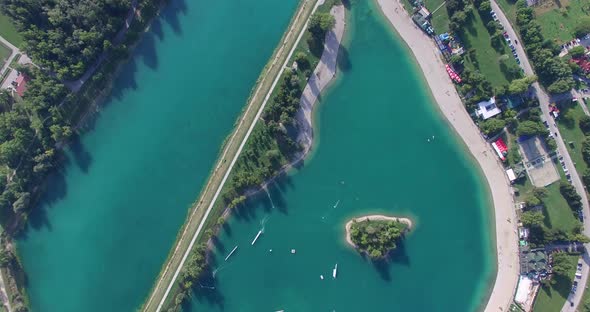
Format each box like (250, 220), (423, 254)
(0, 35), (20, 82)
(142, 0), (325, 311)
(490, 1), (590, 311)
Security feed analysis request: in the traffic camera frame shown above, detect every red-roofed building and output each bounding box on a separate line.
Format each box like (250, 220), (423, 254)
(12, 73), (30, 97)
(572, 57), (590, 73)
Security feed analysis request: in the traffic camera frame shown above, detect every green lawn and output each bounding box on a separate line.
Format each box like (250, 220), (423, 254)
(556, 100), (589, 175)
(533, 254), (579, 312)
(458, 9), (518, 88)
(0, 13), (23, 47)
(512, 172), (578, 232)
(495, 0), (518, 25)
(0, 43), (11, 69)
(423, 0), (451, 33)
(542, 182), (580, 232)
(535, 0), (590, 44)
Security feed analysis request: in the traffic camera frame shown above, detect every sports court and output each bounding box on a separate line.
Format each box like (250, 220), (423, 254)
(518, 136), (559, 187)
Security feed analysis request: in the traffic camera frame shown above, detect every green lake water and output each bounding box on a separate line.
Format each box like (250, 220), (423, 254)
(189, 1), (495, 312)
(16, 0), (298, 311)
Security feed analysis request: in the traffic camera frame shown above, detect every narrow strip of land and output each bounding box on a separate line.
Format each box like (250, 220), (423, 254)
(141, 1), (325, 311)
(375, 1), (519, 311)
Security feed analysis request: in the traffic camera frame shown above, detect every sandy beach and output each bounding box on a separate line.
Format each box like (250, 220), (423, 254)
(375, 0), (519, 311)
(344, 215), (413, 247)
(296, 4), (346, 154)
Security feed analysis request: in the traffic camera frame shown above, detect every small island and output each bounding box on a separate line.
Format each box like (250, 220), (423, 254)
(345, 215), (412, 260)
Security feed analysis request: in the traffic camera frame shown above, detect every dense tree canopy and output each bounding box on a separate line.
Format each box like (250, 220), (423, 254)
(480, 118), (505, 136)
(508, 75), (537, 95)
(521, 211), (544, 227)
(349, 218), (408, 259)
(516, 120), (547, 137)
(514, 0), (574, 94)
(552, 252), (574, 277)
(0, 0), (131, 79)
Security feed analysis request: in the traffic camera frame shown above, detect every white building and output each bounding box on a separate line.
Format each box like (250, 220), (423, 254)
(476, 97), (501, 120)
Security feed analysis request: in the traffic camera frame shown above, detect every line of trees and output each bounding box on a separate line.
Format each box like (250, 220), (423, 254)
(165, 8), (338, 311)
(0, 69), (71, 231)
(514, 0), (575, 94)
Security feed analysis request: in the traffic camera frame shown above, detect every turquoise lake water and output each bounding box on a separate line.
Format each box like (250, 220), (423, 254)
(16, 0), (298, 311)
(17, 0), (496, 311)
(189, 1), (495, 312)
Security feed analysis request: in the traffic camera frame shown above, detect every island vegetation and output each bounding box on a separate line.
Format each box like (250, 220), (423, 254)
(345, 215), (411, 260)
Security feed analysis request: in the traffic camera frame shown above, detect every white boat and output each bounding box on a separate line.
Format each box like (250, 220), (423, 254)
(320, 275), (324, 280)
(225, 245), (238, 261)
(332, 263), (338, 279)
(251, 230), (263, 245)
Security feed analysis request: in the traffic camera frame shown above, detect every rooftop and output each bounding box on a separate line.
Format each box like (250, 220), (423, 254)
(476, 97), (501, 120)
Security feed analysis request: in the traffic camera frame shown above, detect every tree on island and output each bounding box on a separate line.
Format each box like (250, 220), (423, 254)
(349, 218), (408, 260)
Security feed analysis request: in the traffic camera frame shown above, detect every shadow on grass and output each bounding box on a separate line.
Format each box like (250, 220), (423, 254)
(557, 101), (577, 130)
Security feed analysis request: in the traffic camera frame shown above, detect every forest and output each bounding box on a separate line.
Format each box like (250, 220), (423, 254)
(0, 0), (130, 80)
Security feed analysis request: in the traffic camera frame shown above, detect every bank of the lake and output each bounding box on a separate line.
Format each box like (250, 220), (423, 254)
(14, 0), (298, 311)
(188, 1), (494, 311)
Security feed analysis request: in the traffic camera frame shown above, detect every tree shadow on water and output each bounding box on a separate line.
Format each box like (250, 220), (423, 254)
(186, 265), (225, 310)
(69, 134), (93, 173)
(364, 240), (410, 282)
(17, 166), (69, 236)
(337, 45), (352, 72)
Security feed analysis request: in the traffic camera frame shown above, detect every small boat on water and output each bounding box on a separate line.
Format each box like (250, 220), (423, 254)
(320, 275), (324, 280)
(225, 245), (238, 261)
(332, 263), (338, 279)
(251, 230), (263, 245)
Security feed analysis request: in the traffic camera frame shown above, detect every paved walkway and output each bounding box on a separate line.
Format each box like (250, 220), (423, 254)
(141, 1), (328, 311)
(490, 1), (590, 311)
(0, 35), (20, 85)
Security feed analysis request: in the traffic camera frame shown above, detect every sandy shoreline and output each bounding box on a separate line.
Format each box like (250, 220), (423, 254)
(375, 0), (519, 311)
(344, 215), (412, 247)
(295, 4), (346, 154)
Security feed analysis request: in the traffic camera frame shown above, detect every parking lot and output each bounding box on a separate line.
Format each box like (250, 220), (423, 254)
(518, 136), (560, 187)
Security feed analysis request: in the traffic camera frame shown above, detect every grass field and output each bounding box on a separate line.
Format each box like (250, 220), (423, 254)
(495, 0), (518, 25)
(423, 0), (451, 33)
(535, 0), (590, 43)
(459, 9), (520, 88)
(533, 254), (579, 312)
(542, 182), (580, 232)
(0, 43), (10, 68)
(0, 13), (23, 47)
(556, 100), (589, 175)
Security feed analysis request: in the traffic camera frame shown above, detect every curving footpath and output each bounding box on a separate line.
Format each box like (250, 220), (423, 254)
(142, 0), (330, 310)
(376, 0), (519, 311)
